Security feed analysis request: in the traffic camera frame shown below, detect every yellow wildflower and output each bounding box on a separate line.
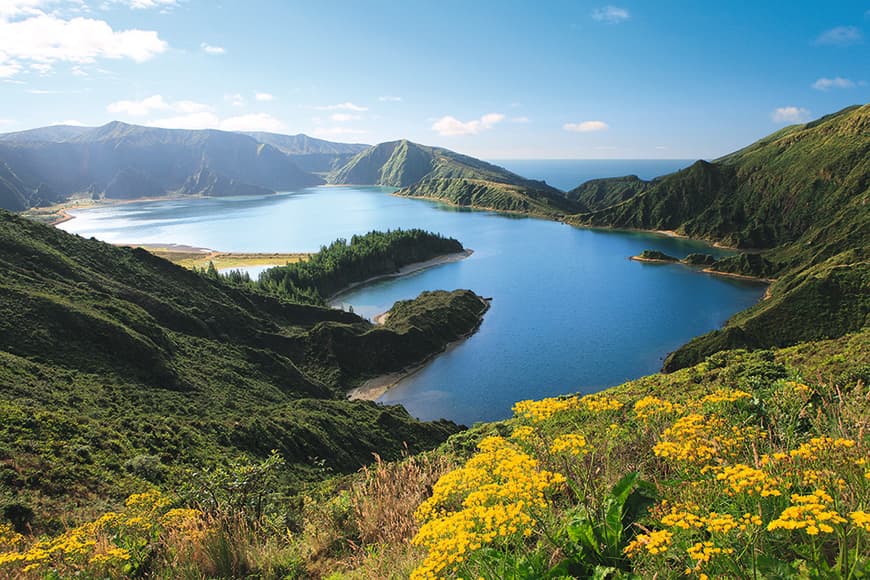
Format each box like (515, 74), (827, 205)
(624, 529), (672, 557)
(549, 433), (589, 456)
(768, 490), (846, 535)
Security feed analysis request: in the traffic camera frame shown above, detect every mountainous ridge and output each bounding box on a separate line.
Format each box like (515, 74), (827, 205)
(0, 122), (375, 210)
(331, 139), (580, 216)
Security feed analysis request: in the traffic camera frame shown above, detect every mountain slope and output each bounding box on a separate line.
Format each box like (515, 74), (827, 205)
(331, 140), (580, 216)
(242, 131), (369, 173)
(0, 211), (481, 527)
(567, 104), (870, 369)
(0, 122), (324, 210)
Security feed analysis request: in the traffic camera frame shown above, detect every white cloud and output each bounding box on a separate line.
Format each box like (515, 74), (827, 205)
(592, 5), (629, 23)
(0, 0), (43, 19)
(107, 94), (212, 116)
(563, 120), (609, 132)
(330, 113), (361, 122)
(200, 42), (225, 55)
(314, 101), (368, 111)
(378, 95), (402, 102)
(811, 76), (856, 90)
(510, 116), (530, 123)
(0, 118), (14, 126)
(254, 92), (274, 102)
(217, 113), (285, 132)
(51, 119), (87, 126)
(815, 26), (863, 46)
(771, 106), (810, 123)
(431, 112), (505, 136)
(116, 0), (177, 9)
(311, 126), (367, 138)
(224, 93), (245, 107)
(143, 111), (286, 132)
(0, 11), (167, 78)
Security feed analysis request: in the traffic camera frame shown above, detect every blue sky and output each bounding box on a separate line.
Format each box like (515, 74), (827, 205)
(0, 0), (868, 158)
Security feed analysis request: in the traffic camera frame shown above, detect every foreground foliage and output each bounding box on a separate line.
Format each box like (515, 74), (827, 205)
(3, 330), (866, 578)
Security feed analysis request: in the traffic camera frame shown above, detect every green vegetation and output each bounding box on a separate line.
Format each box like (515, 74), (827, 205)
(0, 212), (493, 532)
(3, 326), (865, 578)
(257, 229), (464, 304)
(634, 249), (679, 262)
(330, 139), (578, 217)
(682, 252), (716, 266)
(566, 175), (651, 212)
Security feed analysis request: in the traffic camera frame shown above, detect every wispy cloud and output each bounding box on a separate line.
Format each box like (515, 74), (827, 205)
(107, 94), (212, 116)
(330, 113), (361, 122)
(815, 26), (863, 46)
(112, 0), (178, 9)
(145, 112), (286, 132)
(314, 101), (368, 111)
(50, 119), (87, 126)
(200, 42), (225, 55)
(378, 95), (402, 102)
(592, 5), (629, 23)
(224, 93), (245, 107)
(771, 106), (810, 123)
(812, 76), (856, 90)
(255, 92), (274, 101)
(431, 112), (505, 136)
(0, 10), (167, 80)
(563, 120), (609, 132)
(510, 116), (530, 123)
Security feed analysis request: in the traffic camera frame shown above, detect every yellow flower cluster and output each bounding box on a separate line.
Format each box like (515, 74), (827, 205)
(789, 436), (856, 460)
(411, 436), (565, 579)
(660, 503), (703, 529)
(0, 490), (201, 576)
(633, 396), (676, 421)
(549, 433), (589, 456)
(783, 381), (812, 395)
(851, 511), (870, 532)
(0, 524), (23, 551)
(704, 512), (738, 534)
(714, 464), (781, 497)
(738, 512), (763, 530)
(624, 529), (672, 557)
(510, 425), (536, 442)
(767, 490), (846, 535)
(686, 541), (735, 569)
(580, 394), (624, 413)
(700, 389), (752, 404)
(512, 395), (580, 422)
(652, 414), (726, 465)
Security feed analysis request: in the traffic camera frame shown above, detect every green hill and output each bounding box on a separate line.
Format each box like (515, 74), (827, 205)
(0, 211), (489, 529)
(566, 104), (870, 368)
(331, 140), (580, 216)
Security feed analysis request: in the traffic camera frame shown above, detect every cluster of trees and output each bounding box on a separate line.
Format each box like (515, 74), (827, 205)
(255, 229), (463, 304)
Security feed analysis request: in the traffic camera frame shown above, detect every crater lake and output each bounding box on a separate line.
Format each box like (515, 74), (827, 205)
(59, 180), (766, 425)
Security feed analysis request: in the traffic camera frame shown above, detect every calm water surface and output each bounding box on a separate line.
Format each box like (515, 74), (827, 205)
(61, 182), (764, 425)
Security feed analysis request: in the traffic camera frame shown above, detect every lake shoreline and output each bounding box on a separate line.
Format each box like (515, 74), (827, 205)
(347, 295), (491, 402)
(327, 249), (474, 303)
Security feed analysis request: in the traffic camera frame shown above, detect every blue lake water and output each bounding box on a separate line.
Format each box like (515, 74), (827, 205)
(60, 176), (765, 425)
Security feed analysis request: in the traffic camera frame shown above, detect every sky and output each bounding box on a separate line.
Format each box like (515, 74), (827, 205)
(0, 0), (868, 159)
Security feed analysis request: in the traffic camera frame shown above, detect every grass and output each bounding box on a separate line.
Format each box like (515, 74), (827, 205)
(2, 328), (865, 578)
(138, 247), (310, 271)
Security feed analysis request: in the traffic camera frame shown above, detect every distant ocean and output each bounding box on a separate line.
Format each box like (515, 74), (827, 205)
(489, 159), (695, 192)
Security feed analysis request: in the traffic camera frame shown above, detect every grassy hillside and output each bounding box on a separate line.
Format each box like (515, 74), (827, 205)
(3, 327), (864, 578)
(331, 140), (579, 216)
(0, 212), (493, 531)
(566, 104), (870, 369)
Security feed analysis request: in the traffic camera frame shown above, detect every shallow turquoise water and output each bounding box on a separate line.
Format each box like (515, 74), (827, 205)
(60, 185), (765, 425)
